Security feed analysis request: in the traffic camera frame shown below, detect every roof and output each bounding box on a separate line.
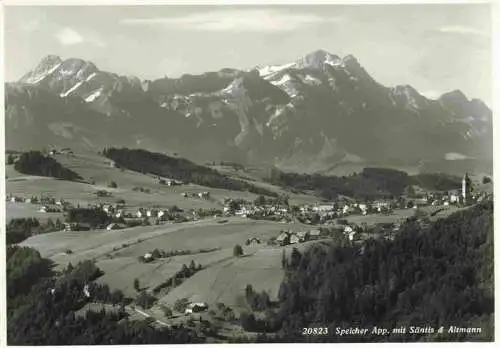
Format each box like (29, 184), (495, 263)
(276, 232), (289, 241)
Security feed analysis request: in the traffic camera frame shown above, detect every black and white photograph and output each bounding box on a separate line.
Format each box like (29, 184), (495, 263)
(2, 1), (496, 345)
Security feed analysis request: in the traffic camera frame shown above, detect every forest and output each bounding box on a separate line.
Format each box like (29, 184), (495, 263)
(6, 246), (204, 345)
(268, 167), (461, 200)
(243, 200), (494, 342)
(6, 217), (64, 245)
(102, 147), (278, 197)
(13, 151), (82, 181)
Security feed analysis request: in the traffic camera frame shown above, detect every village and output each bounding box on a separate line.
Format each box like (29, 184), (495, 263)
(6, 172), (490, 246)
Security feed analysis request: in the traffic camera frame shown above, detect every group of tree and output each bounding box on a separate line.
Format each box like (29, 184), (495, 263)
(241, 200), (494, 342)
(7, 217), (64, 245)
(254, 194), (290, 207)
(102, 147), (278, 197)
(7, 245), (204, 344)
(244, 284), (272, 312)
(13, 151), (82, 181)
(268, 167), (461, 200)
(65, 207), (113, 229)
(233, 244), (244, 257)
(152, 261), (203, 294)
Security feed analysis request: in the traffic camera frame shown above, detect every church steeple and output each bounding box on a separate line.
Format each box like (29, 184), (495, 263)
(462, 172), (472, 205)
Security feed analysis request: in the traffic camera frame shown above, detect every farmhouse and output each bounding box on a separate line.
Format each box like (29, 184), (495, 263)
(276, 231), (290, 246)
(185, 302), (208, 314)
(136, 208), (146, 218)
(308, 229), (321, 240)
(290, 234), (300, 244)
(106, 223), (123, 231)
(198, 191), (210, 199)
(296, 231), (309, 242)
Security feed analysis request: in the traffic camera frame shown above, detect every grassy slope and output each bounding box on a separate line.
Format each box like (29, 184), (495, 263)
(20, 217), (312, 302)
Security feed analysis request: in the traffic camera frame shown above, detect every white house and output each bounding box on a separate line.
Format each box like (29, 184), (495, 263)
(144, 252), (153, 261)
(309, 229), (321, 240)
(290, 234), (300, 244)
(106, 223), (122, 231)
(342, 205), (351, 215)
(348, 231), (357, 241)
(344, 225), (354, 234)
(137, 209), (145, 218)
(198, 191), (210, 199)
(83, 284), (91, 298)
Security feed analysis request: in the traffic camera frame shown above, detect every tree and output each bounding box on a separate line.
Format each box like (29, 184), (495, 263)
(7, 154), (15, 165)
(174, 297), (190, 312)
(483, 176), (492, 184)
(162, 306), (173, 318)
(281, 249), (287, 269)
(290, 248), (301, 269)
(133, 278), (140, 292)
(254, 195), (267, 206)
(108, 181), (118, 188)
(233, 244), (244, 257)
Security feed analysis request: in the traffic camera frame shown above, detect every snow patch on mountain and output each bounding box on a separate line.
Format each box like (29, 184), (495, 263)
(300, 74), (322, 86)
(85, 88), (103, 102)
(220, 78), (243, 95)
(257, 62), (296, 79)
(86, 72), (97, 82)
(60, 81), (84, 97)
(270, 74), (299, 98)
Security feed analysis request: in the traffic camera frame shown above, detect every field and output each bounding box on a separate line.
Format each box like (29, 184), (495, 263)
(21, 217), (312, 309)
(344, 205), (462, 226)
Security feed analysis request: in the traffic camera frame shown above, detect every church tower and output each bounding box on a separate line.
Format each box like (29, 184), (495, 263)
(462, 172), (472, 205)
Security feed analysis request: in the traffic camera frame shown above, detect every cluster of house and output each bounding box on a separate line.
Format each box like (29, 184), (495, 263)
(6, 194), (70, 213)
(181, 191), (210, 199)
(48, 147), (74, 156)
(220, 182), (489, 226)
(153, 176), (183, 186)
(184, 302), (208, 315)
(245, 237), (263, 245)
(275, 228), (322, 246)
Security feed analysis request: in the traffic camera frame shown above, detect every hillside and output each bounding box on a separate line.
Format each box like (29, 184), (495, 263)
(243, 200), (494, 342)
(5, 50), (492, 175)
(14, 151), (82, 181)
(102, 147), (277, 197)
(6, 246), (203, 344)
(267, 167), (462, 200)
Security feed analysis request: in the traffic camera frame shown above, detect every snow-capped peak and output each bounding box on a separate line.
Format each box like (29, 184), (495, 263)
(391, 85), (428, 110)
(257, 62), (296, 80)
(295, 49), (342, 70)
(20, 55), (63, 84)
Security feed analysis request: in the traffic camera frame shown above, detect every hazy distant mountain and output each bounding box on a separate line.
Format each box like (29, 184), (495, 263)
(5, 49), (492, 174)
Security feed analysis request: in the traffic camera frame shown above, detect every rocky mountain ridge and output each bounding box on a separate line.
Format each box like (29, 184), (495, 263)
(5, 49), (493, 175)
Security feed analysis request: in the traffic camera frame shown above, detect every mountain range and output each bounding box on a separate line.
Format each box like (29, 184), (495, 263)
(5, 49), (493, 175)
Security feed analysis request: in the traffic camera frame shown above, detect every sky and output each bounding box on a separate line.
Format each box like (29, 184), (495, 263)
(4, 4), (493, 106)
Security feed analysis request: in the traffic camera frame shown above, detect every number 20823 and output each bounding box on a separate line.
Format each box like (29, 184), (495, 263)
(302, 327), (329, 335)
